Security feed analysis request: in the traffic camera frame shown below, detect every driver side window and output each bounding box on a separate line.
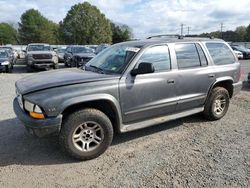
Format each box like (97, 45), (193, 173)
(138, 45), (171, 72)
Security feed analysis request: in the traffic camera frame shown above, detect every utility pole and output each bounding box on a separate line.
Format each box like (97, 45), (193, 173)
(220, 23), (224, 39)
(187, 26), (191, 35)
(181, 23), (184, 36)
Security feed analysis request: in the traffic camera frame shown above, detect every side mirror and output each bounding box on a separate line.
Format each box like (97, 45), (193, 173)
(131, 62), (155, 76)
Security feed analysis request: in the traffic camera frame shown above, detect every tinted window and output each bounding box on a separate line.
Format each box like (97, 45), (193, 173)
(138, 45), (171, 72)
(206, 43), (235, 65)
(175, 44), (200, 69)
(196, 44), (208, 66)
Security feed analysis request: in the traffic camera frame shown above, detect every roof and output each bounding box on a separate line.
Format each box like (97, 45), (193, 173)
(117, 36), (224, 48)
(27, 43), (50, 46)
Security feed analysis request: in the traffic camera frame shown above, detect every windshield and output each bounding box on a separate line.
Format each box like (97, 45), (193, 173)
(27, 45), (51, 52)
(58, 48), (66, 53)
(0, 51), (8, 58)
(73, 47), (93, 53)
(233, 46), (250, 51)
(85, 44), (140, 74)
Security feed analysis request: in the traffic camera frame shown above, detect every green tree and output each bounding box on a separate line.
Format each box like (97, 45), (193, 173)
(59, 2), (112, 44)
(111, 22), (133, 43)
(18, 9), (59, 44)
(0, 23), (17, 44)
(235, 26), (247, 42)
(245, 24), (250, 42)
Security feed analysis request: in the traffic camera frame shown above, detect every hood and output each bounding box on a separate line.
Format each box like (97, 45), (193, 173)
(16, 68), (119, 95)
(75, 53), (95, 58)
(27, 51), (54, 55)
(0, 58), (8, 62)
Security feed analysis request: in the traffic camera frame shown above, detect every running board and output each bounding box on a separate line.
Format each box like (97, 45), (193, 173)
(120, 107), (204, 133)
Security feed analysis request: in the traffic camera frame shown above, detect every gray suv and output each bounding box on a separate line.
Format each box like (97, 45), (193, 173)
(26, 43), (59, 71)
(14, 37), (242, 160)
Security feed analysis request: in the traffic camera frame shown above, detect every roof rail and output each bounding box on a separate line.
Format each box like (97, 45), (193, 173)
(147, 34), (217, 40)
(147, 34), (183, 39)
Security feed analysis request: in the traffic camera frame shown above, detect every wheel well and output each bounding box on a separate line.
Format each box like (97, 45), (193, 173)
(212, 80), (233, 98)
(62, 100), (120, 133)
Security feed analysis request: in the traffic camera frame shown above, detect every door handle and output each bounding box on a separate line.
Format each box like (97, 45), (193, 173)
(167, 79), (175, 84)
(208, 74), (215, 78)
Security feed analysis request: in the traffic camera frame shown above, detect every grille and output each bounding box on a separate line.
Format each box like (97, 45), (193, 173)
(80, 57), (92, 62)
(33, 54), (52, 59)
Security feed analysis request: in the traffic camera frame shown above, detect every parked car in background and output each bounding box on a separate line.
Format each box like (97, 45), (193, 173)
(86, 45), (98, 53)
(14, 37), (242, 160)
(56, 47), (66, 62)
(95, 44), (110, 54)
(26, 43), (59, 71)
(231, 45), (250, 59)
(0, 49), (14, 73)
(64, 45), (95, 67)
(17, 50), (26, 59)
(0, 46), (16, 64)
(233, 50), (243, 60)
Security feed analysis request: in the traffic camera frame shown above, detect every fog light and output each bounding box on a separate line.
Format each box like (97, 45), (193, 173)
(29, 112), (45, 119)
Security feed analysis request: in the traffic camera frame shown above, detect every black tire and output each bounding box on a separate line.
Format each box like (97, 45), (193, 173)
(27, 65), (34, 72)
(5, 65), (10, 73)
(53, 63), (59, 69)
(59, 108), (113, 160)
(203, 87), (230, 121)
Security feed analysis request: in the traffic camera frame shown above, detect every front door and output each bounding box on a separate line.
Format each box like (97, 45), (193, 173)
(119, 45), (178, 124)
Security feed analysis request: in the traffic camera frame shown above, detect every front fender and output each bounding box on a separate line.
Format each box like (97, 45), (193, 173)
(59, 93), (123, 125)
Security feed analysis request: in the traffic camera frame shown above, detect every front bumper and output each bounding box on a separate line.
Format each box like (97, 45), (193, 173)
(232, 81), (242, 96)
(13, 98), (62, 137)
(28, 59), (55, 68)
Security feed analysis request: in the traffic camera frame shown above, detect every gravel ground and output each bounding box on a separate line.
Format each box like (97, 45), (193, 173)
(0, 61), (249, 188)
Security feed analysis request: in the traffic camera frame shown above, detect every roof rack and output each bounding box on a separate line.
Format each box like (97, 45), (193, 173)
(147, 34), (183, 39)
(147, 34), (216, 40)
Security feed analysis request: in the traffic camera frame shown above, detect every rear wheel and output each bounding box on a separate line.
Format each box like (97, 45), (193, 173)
(59, 108), (113, 160)
(203, 87), (230, 120)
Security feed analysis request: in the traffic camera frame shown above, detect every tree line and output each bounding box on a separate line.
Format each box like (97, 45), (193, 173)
(1, 2), (250, 45)
(0, 2), (132, 45)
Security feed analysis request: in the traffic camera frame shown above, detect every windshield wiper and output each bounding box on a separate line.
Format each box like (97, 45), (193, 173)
(88, 65), (105, 74)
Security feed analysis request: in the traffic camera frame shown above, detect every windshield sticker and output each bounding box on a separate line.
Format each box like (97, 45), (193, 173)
(125, 47), (140, 53)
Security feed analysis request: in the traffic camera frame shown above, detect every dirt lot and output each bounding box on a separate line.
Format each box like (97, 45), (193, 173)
(0, 61), (249, 188)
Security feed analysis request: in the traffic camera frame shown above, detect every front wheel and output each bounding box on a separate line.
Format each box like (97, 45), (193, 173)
(53, 64), (59, 69)
(59, 108), (113, 160)
(203, 87), (230, 120)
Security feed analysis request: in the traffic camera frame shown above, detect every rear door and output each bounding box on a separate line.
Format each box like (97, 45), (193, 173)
(174, 43), (215, 112)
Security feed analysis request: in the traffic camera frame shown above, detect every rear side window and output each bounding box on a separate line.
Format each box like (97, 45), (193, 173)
(206, 43), (235, 65)
(138, 45), (171, 72)
(196, 44), (208, 66)
(175, 43), (201, 69)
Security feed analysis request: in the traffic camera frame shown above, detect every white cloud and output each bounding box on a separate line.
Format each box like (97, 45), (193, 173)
(0, 0), (249, 38)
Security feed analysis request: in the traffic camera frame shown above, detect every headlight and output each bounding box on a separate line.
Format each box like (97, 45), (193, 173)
(1, 61), (10, 65)
(27, 54), (33, 58)
(24, 100), (45, 119)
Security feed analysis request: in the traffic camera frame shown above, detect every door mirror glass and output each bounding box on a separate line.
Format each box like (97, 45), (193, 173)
(131, 62), (155, 76)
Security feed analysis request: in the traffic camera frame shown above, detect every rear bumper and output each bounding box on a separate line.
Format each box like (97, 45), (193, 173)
(13, 98), (62, 137)
(232, 81), (242, 96)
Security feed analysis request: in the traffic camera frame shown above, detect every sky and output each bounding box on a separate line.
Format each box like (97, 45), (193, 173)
(0, 0), (250, 39)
